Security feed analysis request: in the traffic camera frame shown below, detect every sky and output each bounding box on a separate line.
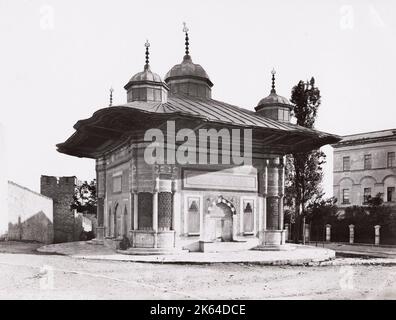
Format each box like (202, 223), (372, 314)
(0, 0), (395, 196)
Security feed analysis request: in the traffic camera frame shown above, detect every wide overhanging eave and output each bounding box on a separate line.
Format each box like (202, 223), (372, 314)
(58, 106), (341, 158)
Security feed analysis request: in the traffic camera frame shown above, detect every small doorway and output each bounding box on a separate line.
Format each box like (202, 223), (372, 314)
(211, 203), (233, 241)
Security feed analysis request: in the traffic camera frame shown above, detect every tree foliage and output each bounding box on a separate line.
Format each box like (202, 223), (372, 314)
(70, 179), (97, 215)
(285, 77), (326, 242)
(306, 197), (339, 225)
(306, 193), (396, 244)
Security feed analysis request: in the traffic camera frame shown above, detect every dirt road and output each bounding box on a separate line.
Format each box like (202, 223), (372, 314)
(0, 252), (395, 299)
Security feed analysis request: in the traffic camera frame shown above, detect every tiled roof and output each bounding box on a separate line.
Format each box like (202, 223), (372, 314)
(115, 95), (331, 137)
(58, 94), (340, 158)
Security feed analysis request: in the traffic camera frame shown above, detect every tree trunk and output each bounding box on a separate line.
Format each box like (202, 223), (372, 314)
(293, 205), (302, 243)
(293, 216), (301, 243)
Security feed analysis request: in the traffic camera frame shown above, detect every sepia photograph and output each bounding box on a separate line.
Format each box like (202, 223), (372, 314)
(0, 0), (395, 310)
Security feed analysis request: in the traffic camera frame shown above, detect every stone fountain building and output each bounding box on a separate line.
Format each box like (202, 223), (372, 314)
(57, 27), (339, 253)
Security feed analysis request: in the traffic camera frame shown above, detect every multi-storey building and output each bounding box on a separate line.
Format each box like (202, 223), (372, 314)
(333, 129), (396, 208)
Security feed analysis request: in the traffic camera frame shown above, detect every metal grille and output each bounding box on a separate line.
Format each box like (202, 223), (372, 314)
(138, 192), (153, 229)
(158, 192), (172, 230)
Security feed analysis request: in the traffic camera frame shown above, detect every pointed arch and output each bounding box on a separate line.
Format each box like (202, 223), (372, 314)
(216, 196), (236, 215)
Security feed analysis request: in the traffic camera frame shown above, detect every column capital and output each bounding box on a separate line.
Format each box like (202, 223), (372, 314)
(267, 157), (281, 167)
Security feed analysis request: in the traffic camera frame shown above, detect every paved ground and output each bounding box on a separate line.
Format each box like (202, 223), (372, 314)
(37, 242), (336, 265)
(0, 251), (395, 299)
(0, 241), (44, 254)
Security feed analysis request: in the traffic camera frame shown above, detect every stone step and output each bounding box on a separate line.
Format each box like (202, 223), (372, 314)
(199, 238), (259, 253)
(103, 237), (122, 250)
(118, 247), (189, 256)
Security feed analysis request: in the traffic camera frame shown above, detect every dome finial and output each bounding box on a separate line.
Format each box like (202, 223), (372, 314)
(109, 87), (114, 107)
(144, 39), (150, 70)
(271, 68), (276, 93)
(183, 22), (189, 56)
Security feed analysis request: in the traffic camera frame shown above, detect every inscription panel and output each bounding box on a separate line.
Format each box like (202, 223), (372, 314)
(183, 170), (257, 192)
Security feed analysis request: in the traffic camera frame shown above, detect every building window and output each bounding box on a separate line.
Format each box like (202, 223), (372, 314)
(277, 109), (289, 122)
(112, 175), (122, 193)
(243, 200), (254, 234)
(363, 188), (371, 204)
(187, 197), (200, 235)
(364, 154), (372, 170)
(388, 187), (395, 202)
(343, 156), (350, 171)
(342, 189), (350, 204)
(388, 152), (395, 168)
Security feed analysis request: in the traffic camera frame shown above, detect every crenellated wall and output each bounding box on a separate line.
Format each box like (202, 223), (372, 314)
(40, 176), (78, 243)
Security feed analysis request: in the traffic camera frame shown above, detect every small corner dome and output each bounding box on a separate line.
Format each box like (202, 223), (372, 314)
(256, 91), (292, 109)
(127, 65), (163, 85)
(255, 70), (292, 122)
(164, 55), (213, 87)
(124, 65), (169, 103)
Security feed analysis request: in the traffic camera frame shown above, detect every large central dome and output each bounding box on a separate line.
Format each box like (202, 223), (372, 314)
(165, 54), (213, 86)
(164, 54), (213, 99)
(164, 24), (213, 99)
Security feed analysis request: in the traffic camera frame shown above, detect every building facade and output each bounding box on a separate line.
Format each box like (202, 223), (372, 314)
(57, 28), (339, 253)
(333, 129), (396, 208)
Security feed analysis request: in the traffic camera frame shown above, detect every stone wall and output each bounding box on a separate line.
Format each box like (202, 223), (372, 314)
(40, 176), (77, 243)
(7, 181), (54, 244)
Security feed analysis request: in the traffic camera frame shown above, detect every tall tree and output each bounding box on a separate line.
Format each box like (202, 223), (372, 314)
(285, 77), (326, 243)
(70, 179), (97, 215)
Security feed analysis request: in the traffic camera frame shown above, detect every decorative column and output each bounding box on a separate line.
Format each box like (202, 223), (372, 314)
(278, 156), (285, 232)
(266, 157), (279, 230)
(262, 162), (268, 231)
(349, 224), (354, 244)
(374, 225), (380, 246)
(325, 224), (331, 242)
(255, 157), (286, 249)
(133, 191), (138, 230)
(171, 179), (180, 245)
(129, 145), (138, 247)
(92, 158), (106, 244)
(152, 177), (159, 247)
